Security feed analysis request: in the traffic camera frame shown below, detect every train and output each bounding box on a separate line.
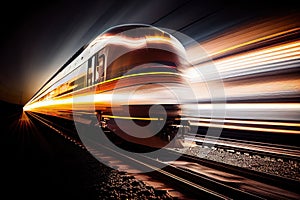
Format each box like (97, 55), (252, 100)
(24, 24), (192, 148)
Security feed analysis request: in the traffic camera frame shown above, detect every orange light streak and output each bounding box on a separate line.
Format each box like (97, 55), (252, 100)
(208, 27), (300, 57)
(214, 41), (300, 69)
(185, 117), (300, 127)
(190, 121), (300, 134)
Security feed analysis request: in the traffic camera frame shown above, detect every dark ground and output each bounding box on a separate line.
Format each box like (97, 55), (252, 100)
(0, 100), (102, 199)
(0, 101), (174, 200)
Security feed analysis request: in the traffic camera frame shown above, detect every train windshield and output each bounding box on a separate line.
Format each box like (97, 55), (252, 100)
(106, 48), (181, 80)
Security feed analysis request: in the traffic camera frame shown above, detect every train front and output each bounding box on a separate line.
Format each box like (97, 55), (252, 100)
(93, 25), (193, 148)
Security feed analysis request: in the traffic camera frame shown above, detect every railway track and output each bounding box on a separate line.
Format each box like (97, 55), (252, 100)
(184, 134), (300, 161)
(27, 112), (300, 199)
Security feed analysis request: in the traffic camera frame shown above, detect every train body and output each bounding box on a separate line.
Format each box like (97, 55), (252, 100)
(24, 24), (190, 148)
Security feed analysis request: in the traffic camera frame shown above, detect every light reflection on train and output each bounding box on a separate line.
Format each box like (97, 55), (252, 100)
(24, 24), (193, 148)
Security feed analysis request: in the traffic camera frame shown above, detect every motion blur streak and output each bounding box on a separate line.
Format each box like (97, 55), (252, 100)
(214, 41), (299, 75)
(189, 122), (300, 134)
(24, 16), (300, 137)
(23, 71), (179, 111)
(102, 115), (160, 121)
(184, 15), (300, 135)
(184, 117), (300, 127)
(188, 36), (300, 81)
(199, 15), (299, 59)
(208, 28), (300, 58)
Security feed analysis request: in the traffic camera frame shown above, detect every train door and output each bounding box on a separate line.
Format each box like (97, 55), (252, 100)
(87, 51), (106, 86)
(95, 53), (105, 84)
(87, 56), (95, 87)
(93, 52), (106, 127)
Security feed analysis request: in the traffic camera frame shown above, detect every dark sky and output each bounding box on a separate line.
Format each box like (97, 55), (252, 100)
(0, 0), (298, 105)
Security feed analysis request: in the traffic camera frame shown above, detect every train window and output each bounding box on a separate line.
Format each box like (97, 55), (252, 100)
(95, 54), (105, 83)
(87, 56), (95, 86)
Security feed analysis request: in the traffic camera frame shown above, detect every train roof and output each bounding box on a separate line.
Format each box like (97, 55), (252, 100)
(26, 24), (183, 105)
(102, 24), (152, 35)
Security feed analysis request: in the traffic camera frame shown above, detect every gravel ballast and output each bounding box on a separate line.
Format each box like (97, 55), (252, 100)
(173, 144), (300, 181)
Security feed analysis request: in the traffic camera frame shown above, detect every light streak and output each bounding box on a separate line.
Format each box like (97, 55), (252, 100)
(214, 41), (300, 71)
(195, 103), (300, 110)
(102, 115), (161, 121)
(23, 71), (180, 111)
(24, 98), (73, 111)
(184, 117), (300, 127)
(189, 121), (300, 134)
(208, 28), (300, 57)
